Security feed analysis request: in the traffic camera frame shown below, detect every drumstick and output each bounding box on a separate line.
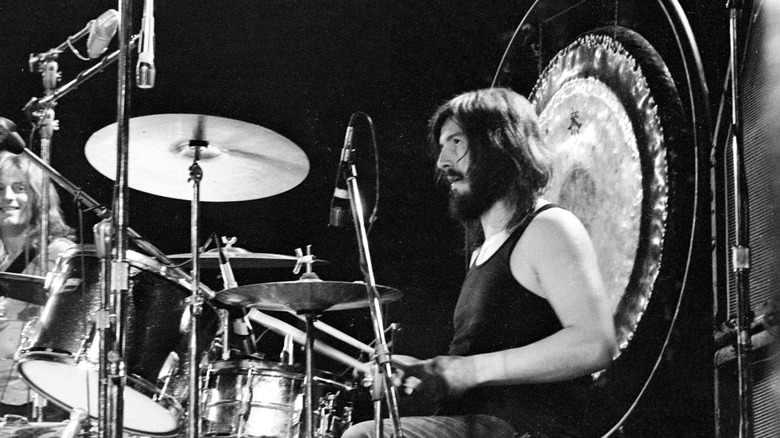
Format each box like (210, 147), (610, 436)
(248, 309), (371, 374)
(290, 313), (374, 355)
(287, 312), (414, 370)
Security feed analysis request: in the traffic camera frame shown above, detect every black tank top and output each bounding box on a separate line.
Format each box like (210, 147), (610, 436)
(449, 204), (561, 356)
(442, 204), (593, 437)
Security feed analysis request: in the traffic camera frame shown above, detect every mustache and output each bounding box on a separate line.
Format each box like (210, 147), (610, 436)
(438, 169), (466, 181)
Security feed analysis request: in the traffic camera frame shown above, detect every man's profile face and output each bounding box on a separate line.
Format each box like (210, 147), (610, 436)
(436, 117), (471, 196)
(437, 117), (499, 222)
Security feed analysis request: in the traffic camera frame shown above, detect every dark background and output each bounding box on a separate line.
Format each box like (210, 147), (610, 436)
(0, 0), (734, 436)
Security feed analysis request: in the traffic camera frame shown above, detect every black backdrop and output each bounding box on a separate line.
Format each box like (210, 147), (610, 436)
(0, 1), (730, 436)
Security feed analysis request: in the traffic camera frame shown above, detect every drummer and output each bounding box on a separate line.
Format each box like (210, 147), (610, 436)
(344, 89), (617, 438)
(0, 151), (75, 418)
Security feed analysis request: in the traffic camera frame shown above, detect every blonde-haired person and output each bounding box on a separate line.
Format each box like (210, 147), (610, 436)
(0, 150), (75, 418)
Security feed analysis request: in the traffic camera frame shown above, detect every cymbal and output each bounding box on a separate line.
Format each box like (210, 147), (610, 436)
(216, 280), (403, 313)
(166, 247), (328, 269)
(85, 114), (309, 202)
(0, 272), (47, 306)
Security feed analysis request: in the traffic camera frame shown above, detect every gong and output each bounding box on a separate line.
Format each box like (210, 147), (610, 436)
(531, 33), (667, 354)
(492, 1), (710, 435)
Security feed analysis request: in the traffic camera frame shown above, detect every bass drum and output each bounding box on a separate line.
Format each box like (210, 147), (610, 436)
(16, 245), (220, 437)
(492, 0), (710, 436)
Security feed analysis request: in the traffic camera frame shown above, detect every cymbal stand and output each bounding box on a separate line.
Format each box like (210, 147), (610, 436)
(187, 143), (206, 438)
(344, 162), (403, 437)
(302, 311), (318, 438)
(287, 247), (322, 438)
(725, 1), (753, 437)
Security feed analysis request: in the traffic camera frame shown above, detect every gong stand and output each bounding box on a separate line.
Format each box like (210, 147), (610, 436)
(343, 163), (404, 438)
(725, 1), (753, 436)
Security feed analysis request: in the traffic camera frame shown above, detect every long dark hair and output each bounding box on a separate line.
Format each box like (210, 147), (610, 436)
(429, 88), (552, 249)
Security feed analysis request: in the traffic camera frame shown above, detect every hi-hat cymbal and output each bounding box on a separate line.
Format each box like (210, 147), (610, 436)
(216, 280), (403, 313)
(0, 272), (47, 306)
(85, 114), (309, 202)
(166, 247), (328, 269)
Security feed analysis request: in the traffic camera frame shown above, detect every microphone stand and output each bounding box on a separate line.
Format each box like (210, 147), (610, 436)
(344, 166), (404, 438)
(27, 50), (62, 277)
(725, 1), (753, 437)
(103, 1), (135, 436)
(25, 35), (139, 114)
(25, 50), (61, 423)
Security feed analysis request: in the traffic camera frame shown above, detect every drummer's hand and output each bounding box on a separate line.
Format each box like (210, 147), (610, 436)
(393, 355), (477, 399)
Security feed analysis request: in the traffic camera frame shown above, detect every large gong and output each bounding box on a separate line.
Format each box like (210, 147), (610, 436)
(493, 1), (710, 436)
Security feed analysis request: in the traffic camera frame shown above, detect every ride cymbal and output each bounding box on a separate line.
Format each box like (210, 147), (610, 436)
(216, 280), (403, 313)
(85, 114), (309, 202)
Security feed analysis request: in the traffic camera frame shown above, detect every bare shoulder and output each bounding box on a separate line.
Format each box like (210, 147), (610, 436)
(511, 205), (599, 294)
(523, 206), (592, 250)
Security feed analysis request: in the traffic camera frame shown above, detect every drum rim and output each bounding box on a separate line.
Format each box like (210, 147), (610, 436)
(205, 358), (305, 377)
(54, 244), (189, 291)
(16, 356), (183, 436)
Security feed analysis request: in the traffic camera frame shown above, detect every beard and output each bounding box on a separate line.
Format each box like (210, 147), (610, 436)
(447, 166), (510, 222)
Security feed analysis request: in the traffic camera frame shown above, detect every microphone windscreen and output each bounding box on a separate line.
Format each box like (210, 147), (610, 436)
(87, 9), (119, 59)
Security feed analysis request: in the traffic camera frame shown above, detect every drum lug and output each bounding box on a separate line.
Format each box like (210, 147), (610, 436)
(73, 321), (97, 365)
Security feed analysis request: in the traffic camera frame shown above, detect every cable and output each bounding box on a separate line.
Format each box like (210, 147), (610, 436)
(349, 112), (381, 235)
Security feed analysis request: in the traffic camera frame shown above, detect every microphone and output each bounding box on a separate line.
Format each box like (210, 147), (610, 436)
(157, 351), (180, 396)
(136, 0), (156, 88)
(231, 313), (258, 357)
(0, 117), (26, 154)
(215, 236), (257, 357)
(215, 235), (237, 290)
(86, 9), (119, 59)
(329, 117), (355, 227)
(280, 334), (294, 365)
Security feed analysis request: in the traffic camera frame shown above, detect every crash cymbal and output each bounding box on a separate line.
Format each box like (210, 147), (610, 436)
(166, 247), (328, 269)
(216, 280), (403, 313)
(85, 114), (309, 202)
(0, 272), (47, 306)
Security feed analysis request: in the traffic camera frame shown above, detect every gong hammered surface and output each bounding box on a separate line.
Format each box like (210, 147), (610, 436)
(532, 34), (668, 352)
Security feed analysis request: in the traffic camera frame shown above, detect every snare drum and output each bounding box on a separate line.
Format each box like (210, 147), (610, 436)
(201, 359), (304, 438)
(16, 245), (219, 437)
(201, 359), (355, 438)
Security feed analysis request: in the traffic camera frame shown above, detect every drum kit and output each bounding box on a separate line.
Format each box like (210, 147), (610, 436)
(0, 3), (408, 434)
(0, 109), (404, 438)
